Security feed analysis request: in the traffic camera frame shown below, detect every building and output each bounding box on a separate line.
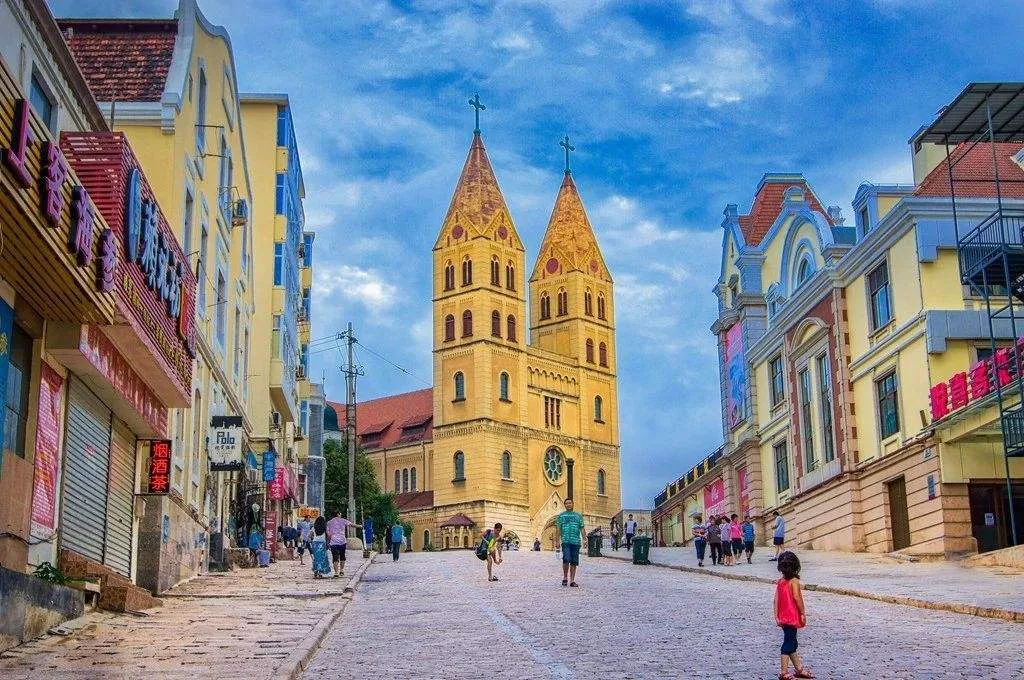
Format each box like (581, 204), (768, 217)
(327, 124), (621, 551)
(303, 382), (326, 513)
(60, 0), (256, 589)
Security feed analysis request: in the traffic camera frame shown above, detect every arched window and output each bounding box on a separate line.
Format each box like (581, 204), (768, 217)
(597, 294), (606, 320)
(462, 310), (473, 337)
(444, 314), (455, 342)
(402, 468), (409, 493)
(491, 310), (501, 337)
(411, 467), (417, 491)
(557, 289), (568, 316)
(795, 253), (814, 288)
(423, 530), (430, 548)
(540, 293), (551, 320)
(507, 315), (516, 342)
(505, 262), (515, 290)
(586, 339), (595, 363)
(444, 261), (455, 291)
(462, 256), (472, 286)
(453, 451), (465, 480)
(597, 469), (606, 495)
(543, 447), (565, 484)
(394, 470), (400, 493)
(594, 395), (603, 422)
(585, 289), (593, 316)
(490, 256), (500, 285)
(445, 537), (450, 549)
(499, 372), (510, 401)
(454, 372), (465, 400)
(599, 342), (608, 367)
(501, 451), (512, 479)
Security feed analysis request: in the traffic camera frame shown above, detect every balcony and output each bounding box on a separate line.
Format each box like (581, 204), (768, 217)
(270, 359), (298, 423)
(957, 209), (1024, 291)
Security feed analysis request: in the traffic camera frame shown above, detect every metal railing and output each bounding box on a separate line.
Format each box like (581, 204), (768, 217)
(957, 208), (1024, 281)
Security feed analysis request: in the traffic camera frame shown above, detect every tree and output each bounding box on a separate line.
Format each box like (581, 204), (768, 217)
(322, 437), (399, 544)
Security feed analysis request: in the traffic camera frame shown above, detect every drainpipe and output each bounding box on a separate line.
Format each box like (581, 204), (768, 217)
(566, 458), (575, 501)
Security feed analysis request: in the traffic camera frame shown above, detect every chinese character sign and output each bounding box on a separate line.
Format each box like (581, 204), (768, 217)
(149, 440), (172, 493)
(262, 452), (277, 482)
(30, 363), (63, 536)
(268, 468), (285, 500)
(209, 415), (243, 468)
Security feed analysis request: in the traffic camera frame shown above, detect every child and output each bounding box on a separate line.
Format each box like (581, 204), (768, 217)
(729, 513), (743, 563)
(774, 551), (814, 680)
(719, 517), (733, 566)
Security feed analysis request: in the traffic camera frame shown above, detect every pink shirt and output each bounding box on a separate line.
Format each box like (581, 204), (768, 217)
(730, 522), (742, 540)
(326, 517), (351, 546)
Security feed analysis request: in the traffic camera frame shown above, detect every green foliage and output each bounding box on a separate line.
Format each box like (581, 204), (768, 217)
(32, 561), (66, 584)
(322, 437), (401, 543)
(423, 543), (437, 552)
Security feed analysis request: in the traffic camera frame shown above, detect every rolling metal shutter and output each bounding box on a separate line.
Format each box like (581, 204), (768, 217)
(104, 419), (136, 577)
(60, 377), (111, 565)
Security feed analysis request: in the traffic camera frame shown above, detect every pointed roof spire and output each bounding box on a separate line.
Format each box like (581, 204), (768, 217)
(439, 132), (512, 236)
(531, 171), (609, 281)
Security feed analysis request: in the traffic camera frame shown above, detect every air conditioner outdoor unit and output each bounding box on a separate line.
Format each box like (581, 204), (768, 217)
(232, 198), (248, 227)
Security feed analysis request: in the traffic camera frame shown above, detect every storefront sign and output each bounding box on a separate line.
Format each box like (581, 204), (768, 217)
(264, 510), (278, 554)
(79, 325), (166, 435)
(298, 506), (320, 519)
(703, 477), (728, 517)
(738, 467), (750, 518)
(268, 468), (286, 500)
(30, 363), (63, 536)
(262, 451), (277, 482)
(209, 415), (244, 470)
(929, 339), (1024, 422)
(148, 440), (173, 493)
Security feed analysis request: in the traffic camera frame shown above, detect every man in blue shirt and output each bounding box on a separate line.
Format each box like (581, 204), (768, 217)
(390, 522), (405, 561)
(554, 498), (586, 587)
(741, 515), (756, 564)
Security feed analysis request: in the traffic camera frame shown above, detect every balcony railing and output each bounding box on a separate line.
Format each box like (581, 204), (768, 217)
(957, 209), (1024, 282)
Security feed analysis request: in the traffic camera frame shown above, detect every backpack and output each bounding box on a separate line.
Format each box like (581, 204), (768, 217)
(475, 537), (490, 560)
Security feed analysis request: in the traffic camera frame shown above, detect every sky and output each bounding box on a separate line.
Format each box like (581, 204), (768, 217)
(50, 0), (1024, 508)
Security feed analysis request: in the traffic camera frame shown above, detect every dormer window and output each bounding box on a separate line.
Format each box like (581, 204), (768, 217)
(860, 206), (870, 234)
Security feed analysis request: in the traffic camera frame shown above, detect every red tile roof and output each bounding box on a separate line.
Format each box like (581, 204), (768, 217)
(440, 512), (475, 528)
(395, 491), (434, 513)
(914, 142), (1024, 199)
(327, 388), (433, 450)
(59, 20), (178, 102)
(738, 177), (832, 246)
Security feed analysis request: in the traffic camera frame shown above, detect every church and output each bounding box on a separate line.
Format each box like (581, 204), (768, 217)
(327, 115), (621, 551)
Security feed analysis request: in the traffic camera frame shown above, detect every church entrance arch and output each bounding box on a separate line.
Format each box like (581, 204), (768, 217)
(502, 530), (521, 550)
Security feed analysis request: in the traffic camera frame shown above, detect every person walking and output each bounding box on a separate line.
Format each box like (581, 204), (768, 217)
(610, 518), (621, 551)
(555, 498), (586, 587)
(770, 510), (786, 561)
(774, 551), (814, 679)
(326, 510), (362, 578)
(476, 523), (504, 582)
(742, 515), (756, 563)
(729, 513), (744, 564)
(384, 524), (393, 556)
(624, 514), (638, 550)
(692, 514), (708, 567)
(719, 516), (733, 566)
(707, 515), (722, 565)
(297, 516), (313, 566)
(310, 516), (332, 578)
(390, 522), (405, 561)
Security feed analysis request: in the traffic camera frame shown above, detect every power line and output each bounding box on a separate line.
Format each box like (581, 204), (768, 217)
(354, 339), (431, 387)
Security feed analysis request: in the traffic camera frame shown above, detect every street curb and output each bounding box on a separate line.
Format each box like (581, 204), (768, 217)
(603, 553), (1024, 623)
(274, 553), (376, 680)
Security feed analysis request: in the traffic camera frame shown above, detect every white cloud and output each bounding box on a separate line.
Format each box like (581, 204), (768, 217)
(596, 195), (687, 248)
(314, 265), (398, 314)
(493, 30), (536, 52)
(654, 36), (770, 106)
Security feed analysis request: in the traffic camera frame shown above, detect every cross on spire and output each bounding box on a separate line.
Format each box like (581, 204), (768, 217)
(559, 135), (575, 175)
(469, 93), (486, 134)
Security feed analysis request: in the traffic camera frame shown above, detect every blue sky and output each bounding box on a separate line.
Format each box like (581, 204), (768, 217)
(51, 0), (1024, 507)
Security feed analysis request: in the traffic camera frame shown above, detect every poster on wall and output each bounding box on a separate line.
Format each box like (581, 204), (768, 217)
(725, 323), (748, 429)
(738, 467), (750, 519)
(209, 415), (244, 470)
(30, 363), (64, 537)
(703, 477), (728, 517)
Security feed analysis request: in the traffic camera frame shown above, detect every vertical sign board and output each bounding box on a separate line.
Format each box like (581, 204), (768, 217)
(703, 477), (727, 518)
(0, 300), (12, 477)
(30, 363), (64, 536)
(725, 323), (747, 429)
(268, 468), (285, 500)
(737, 467), (750, 518)
(149, 440), (173, 493)
(209, 415), (244, 471)
(262, 452), (277, 483)
(264, 510), (278, 555)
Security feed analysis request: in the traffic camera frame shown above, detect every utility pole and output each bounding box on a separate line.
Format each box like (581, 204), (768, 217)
(340, 322), (363, 528)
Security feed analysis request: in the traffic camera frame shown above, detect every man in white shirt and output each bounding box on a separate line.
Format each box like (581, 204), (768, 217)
(624, 514), (638, 550)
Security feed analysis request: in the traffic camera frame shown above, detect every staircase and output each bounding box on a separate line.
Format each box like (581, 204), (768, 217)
(59, 550), (162, 613)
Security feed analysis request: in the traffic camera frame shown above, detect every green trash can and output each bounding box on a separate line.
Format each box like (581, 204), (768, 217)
(586, 533), (603, 558)
(632, 536), (651, 565)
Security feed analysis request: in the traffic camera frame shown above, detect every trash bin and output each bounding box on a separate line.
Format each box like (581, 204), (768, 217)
(632, 536), (651, 565)
(587, 532), (603, 558)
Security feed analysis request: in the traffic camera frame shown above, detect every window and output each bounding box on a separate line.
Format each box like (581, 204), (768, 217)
(490, 256), (500, 285)
(302, 288), (311, 322)
(499, 372), (510, 401)
(584, 289), (593, 316)
(799, 368), (814, 470)
(491, 310), (501, 337)
(462, 256), (473, 286)
(594, 396), (603, 422)
(860, 206), (870, 233)
(507, 315), (516, 342)
(462, 310), (473, 337)
(215, 271), (227, 349)
(597, 294), (606, 320)
(411, 467), (417, 491)
(402, 468), (409, 493)
(817, 354), (835, 463)
(597, 469), (606, 495)
(505, 262), (515, 290)
(29, 74), (55, 131)
(543, 447), (564, 483)
(769, 355), (785, 407)
(444, 261), (455, 290)
(868, 262), (892, 330)
(3, 325), (31, 457)
(233, 307), (241, 381)
(557, 289), (568, 316)
(196, 67), (207, 152)
(540, 293), (551, 320)
(394, 470), (400, 493)
(774, 441), (790, 493)
(218, 136), (233, 221)
(273, 243), (284, 285)
(544, 396), (562, 429)
(197, 220), (209, 318)
(877, 371), (900, 439)
(242, 327), (249, 396)
(796, 256), (813, 287)
(586, 339), (595, 363)
(444, 314), (455, 342)
(424, 530), (430, 547)
(182, 188), (194, 256)
(599, 342), (608, 367)
(453, 451), (466, 481)
(501, 451), (512, 480)
(454, 372), (465, 401)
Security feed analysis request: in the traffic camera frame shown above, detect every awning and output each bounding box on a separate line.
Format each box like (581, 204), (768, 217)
(918, 83), (1024, 144)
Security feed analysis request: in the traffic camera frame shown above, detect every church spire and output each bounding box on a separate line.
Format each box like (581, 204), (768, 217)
(531, 167), (610, 282)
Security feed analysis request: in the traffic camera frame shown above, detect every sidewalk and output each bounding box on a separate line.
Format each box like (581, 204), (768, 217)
(0, 554), (372, 679)
(605, 546), (1024, 621)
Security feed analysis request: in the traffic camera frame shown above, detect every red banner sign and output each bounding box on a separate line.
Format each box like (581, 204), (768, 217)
(703, 477), (727, 517)
(929, 338), (1022, 422)
(148, 439), (172, 493)
(268, 468), (286, 500)
(264, 510), (278, 554)
(738, 467), (750, 518)
(30, 363), (64, 535)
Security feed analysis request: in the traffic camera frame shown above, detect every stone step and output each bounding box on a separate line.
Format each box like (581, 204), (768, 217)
(98, 584), (163, 612)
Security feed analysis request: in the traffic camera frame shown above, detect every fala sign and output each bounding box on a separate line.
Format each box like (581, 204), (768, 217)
(209, 415), (244, 470)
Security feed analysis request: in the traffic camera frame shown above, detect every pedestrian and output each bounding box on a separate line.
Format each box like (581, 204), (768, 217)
(384, 524), (393, 556)
(311, 515), (332, 578)
(774, 551), (814, 679)
(247, 527), (263, 567)
(719, 516), (733, 566)
(707, 515), (722, 565)
(691, 514), (707, 567)
(554, 498), (586, 587)
(742, 515), (756, 563)
(390, 522), (405, 561)
(297, 515), (313, 565)
(610, 518), (621, 551)
(729, 513), (744, 564)
(326, 510), (362, 578)
(476, 523), (503, 582)
(533, 537), (541, 551)
(624, 513), (638, 550)
(770, 510), (786, 561)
